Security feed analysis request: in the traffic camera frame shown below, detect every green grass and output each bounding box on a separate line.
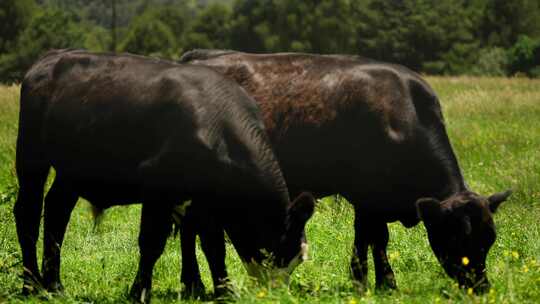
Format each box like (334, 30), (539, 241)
(0, 77), (539, 303)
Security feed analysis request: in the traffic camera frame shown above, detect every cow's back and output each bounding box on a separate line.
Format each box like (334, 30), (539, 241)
(20, 50), (288, 206)
(181, 51), (464, 211)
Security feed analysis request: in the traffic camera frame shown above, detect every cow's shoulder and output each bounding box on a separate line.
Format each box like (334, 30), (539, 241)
(339, 62), (443, 141)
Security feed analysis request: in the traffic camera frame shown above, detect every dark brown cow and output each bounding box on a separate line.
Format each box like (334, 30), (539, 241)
(14, 49), (315, 302)
(179, 50), (511, 293)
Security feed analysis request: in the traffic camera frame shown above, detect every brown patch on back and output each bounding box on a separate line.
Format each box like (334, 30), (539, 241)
(199, 54), (358, 141)
(193, 53), (416, 145)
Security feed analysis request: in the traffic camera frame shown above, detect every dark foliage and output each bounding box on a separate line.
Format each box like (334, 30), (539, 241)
(1, 0), (540, 83)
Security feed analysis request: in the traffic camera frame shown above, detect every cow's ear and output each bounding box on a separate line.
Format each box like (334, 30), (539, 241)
(488, 189), (512, 213)
(416, 198), (443, 223)
(289, 192), (315, 224)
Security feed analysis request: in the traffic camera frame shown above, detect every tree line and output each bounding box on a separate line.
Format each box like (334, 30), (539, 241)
(1, 0), (540, 84)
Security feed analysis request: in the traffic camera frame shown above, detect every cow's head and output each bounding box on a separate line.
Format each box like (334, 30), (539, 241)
(416, 190), (511, 293)
(232, 192), (315, 283)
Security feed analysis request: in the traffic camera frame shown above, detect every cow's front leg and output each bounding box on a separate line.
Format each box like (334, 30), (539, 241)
(179, 203), (205, 298)
(350, 208), (369, 292)
(371, 222), (397, 290)
(41, 176), (78, 293)
(130, 201), (173, 303)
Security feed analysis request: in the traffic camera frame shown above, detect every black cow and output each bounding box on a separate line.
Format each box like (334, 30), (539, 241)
(13, 49), (315, 302)
(179, 50), (512, 293)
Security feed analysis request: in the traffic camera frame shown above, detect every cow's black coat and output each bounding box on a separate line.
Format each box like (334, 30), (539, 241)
(13, 49), (314, 302)
(179, 50), (511, 293)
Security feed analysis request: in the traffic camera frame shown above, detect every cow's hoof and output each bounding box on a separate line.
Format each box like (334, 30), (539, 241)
(21, 284), (40, 296)
(214, 283), (234, 301)
(44, 281), (65, 294)
(129, 286), (152, 304)
(21, 275), (44, 296)
(375, 276), (397, 291)
(352, 280), (369, 295)
(180, 281), (206, 300)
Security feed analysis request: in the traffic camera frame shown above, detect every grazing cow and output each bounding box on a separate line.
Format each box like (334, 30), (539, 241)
(14, 49), (315, 302)
(179, 50), (511, 293)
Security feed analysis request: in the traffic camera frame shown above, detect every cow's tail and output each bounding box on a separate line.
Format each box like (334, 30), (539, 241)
(13, 82), (51, 285)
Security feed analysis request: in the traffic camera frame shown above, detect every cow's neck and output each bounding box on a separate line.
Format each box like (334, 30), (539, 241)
(423, 133), (468, 200)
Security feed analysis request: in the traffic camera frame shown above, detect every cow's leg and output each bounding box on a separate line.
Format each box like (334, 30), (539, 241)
(130, 201), (173, 303)
(371, 222), (397, 290)
(350, 207), (370, 292)
(198, 212), (229, 298)
(13, 164), (49, 294)
(41, 176), (78, 293)
(179, 203), (205, 298)
(185, 201), (229, 298)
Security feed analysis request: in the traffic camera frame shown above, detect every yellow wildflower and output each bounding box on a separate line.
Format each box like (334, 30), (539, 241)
(512, 251), (519, 259)
(523, 265), (529, 273)
(348, 298), (358, 304)
(389, 251), (400, 260)
(462, 256), (470, 266)
(467, 288), (474, 295)
(256, 289), (267, 298)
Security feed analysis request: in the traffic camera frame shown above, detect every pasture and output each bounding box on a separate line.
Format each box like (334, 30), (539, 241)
(0, 77), (539, 303)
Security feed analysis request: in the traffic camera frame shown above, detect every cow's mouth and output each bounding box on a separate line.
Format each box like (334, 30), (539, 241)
(456, 270), (490, 294)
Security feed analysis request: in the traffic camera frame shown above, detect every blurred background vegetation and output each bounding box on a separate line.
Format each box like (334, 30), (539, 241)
(1, 0), (540, 84)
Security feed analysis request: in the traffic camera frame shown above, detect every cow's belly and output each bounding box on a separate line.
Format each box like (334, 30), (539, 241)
(275, 139), (405, 197)
(72, 179), (143, 208)
(48, 147), (223, 208)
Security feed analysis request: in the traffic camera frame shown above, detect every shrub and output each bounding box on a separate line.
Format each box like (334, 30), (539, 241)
(507, 35), (540, 77)
(470, 47), (509, 76)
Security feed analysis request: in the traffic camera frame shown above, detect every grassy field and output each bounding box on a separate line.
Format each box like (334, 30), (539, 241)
(0, 77), (539, 303)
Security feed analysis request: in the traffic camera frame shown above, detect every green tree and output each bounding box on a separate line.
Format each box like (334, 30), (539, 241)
(478, 0), (540, 48)
(0, 0), (35, 54)
(0, 8), (85, 83)
(229, 0), (359, 53)
(120, 7), (180, 57)
(183, 3), (233, 50)
(357, 0), (479, 74)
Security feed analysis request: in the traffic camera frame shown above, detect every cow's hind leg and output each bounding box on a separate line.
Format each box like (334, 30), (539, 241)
(371, 222), (397, 290)
(198, 211), (229, 298)
(130, 200), (173, 303)
(350, 207), (370, 292)
(183, 200), (229, 298)
(13, 163), (49, 294)
(179, 202), (205, 298)
(41, 176), (78, 293)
